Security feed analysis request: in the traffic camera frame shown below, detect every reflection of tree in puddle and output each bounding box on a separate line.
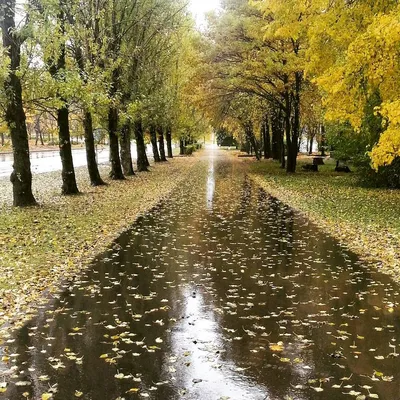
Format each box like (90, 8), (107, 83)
(2, 151), (400, 400)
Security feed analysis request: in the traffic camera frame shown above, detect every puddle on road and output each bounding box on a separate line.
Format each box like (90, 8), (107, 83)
(1, 150), (400, 400)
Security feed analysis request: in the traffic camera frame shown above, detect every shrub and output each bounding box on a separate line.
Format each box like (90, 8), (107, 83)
(185, 145), (194, 155)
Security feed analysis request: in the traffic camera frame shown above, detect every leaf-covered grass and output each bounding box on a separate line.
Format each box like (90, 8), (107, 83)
(248, 157), (400, 280)
(0, 156), (200, 336)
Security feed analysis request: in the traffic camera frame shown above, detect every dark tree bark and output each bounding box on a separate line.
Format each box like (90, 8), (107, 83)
(287, 72), (302, 173)
(1, 0), (36, 206)
(309, 133), (314, 155)
(157, 126), (167, 162)
(119, 122), (134, 176)
(263, 115), (272, 159)
(48, 6), (79, 195)
(180, 139), (185, 155)
(149, 125), (161, 162)
(280, 131), (286, 169)
(107, 107), (124, 180)
(0, 133), (4, 146)
(83, 111), (105, 186)
(166, 126), (173, 158)
(320, 124), (326, 156)
(134, 119), (148, 172)
(283, 71), (301, 173)
(72, 39), (104, 185)
(34, 116), (44, 146)
(57, 105), (79, 194)
(244, 121), (260, 160)
(271, 110), (282, 161)
(145, 148), (150, 166)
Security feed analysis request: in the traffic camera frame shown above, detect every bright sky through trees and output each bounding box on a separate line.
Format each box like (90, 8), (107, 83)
(190, 0), (220, 26)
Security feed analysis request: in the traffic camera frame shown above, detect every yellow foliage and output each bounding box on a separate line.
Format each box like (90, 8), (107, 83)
(370, 126), (400, 170)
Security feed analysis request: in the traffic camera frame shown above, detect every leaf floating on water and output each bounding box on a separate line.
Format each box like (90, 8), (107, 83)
(269, 342), (284, 352)
(126, 388), (140, 393)
(311, 387), (324, 392)
(74, 390), (83, 398)
(15, 381), (31, 386)
(41, 393), (53, 400)
(0, 382), (7, 393)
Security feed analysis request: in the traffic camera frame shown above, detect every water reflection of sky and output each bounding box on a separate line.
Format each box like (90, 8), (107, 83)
(206, 158), (215, 210)
(167, 286), (268, 399)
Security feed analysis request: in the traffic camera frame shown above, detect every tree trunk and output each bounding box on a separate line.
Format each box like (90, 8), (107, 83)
(157, 126), (167, 162)
(280, 132), (286, 169)
(134, 119), (148, 172)
(83, 110), (105, 186)
(263, 115), (271, 159)
(166, 126), (173, 158)
(57, 105), (79, 194)
(2, 0), (36, 206)
(71, 33), (104, 185)
(245, 121), (260, 160)
(320, 124), (326, 156)
(48, 8), (79, 195)
(149, 124), (161, 162)
(108, 107), (125, 180)
(119, 122), (134, 176)
(309, 134), (314, 155)
(286, 73), (301, 173)
(271, 111), (282, 161)
(180, 139), (185, 155)
(0, 133), (4, 146)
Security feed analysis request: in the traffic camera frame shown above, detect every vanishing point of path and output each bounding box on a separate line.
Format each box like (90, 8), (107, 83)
(1, 150), (400, 400)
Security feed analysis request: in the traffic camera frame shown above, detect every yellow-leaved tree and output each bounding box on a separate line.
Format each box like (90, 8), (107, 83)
(306, 0), (400, 170)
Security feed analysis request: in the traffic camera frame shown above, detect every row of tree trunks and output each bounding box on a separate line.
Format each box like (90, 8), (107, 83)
(2, 0), (173, 205)
(1, 0), (36, 207)
(244, 121), (260, 161)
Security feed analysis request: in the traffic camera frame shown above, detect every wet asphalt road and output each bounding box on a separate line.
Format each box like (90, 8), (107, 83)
(1, 150), (400, 400)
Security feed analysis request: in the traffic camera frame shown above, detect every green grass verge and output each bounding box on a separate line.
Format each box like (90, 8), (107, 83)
(248, 157), (400, 280)
(250, 158), (400, 233)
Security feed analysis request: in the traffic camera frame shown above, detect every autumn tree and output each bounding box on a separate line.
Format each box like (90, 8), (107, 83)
(1, 0), (37, 206)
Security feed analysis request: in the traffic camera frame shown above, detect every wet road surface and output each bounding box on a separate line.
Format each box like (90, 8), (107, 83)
(1, 150), (400, 399)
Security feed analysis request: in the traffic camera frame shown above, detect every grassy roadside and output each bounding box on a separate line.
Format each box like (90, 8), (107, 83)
(0, 155), (200, 339)
(247, 157), (400, 281)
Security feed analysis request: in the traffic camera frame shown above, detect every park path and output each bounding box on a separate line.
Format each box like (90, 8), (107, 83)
(1, 149), (400, 400)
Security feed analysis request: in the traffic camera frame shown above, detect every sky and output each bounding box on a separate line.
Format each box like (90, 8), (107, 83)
(190, 0), (221, 27)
